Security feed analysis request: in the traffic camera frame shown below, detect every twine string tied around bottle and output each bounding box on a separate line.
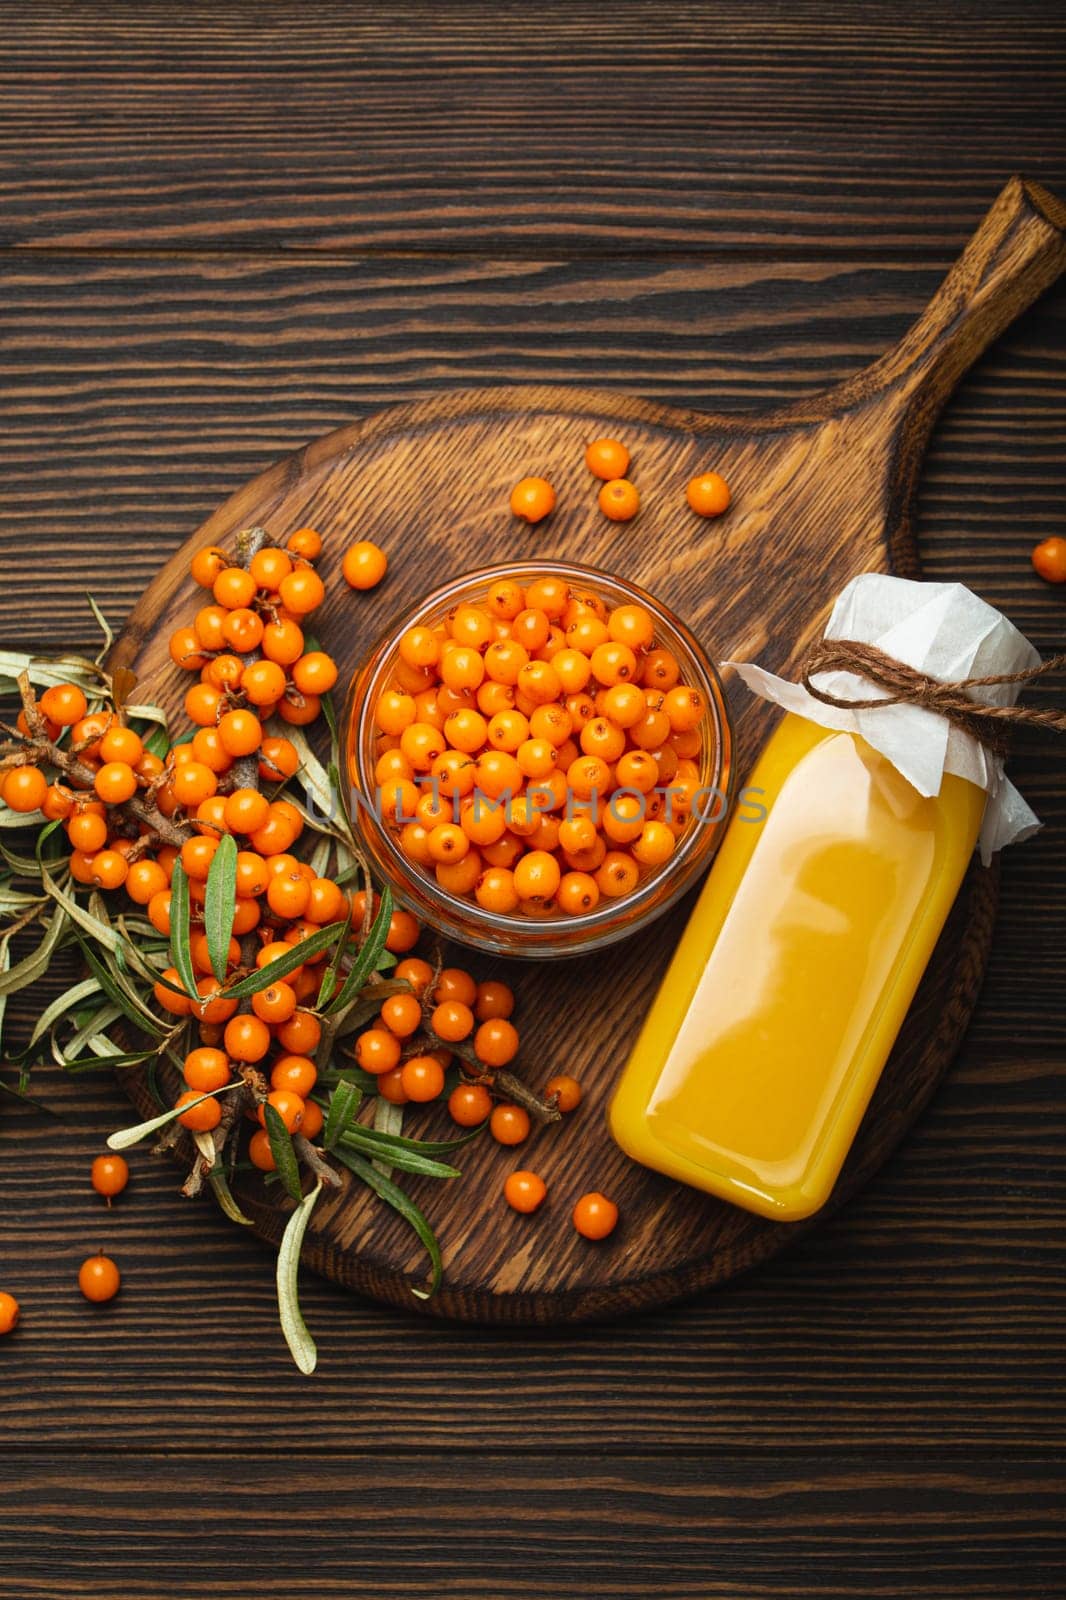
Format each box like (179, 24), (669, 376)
(799, 639), (1066, 757)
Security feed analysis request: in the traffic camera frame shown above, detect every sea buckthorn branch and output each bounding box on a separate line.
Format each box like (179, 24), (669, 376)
(293, 1133), (343, 1189)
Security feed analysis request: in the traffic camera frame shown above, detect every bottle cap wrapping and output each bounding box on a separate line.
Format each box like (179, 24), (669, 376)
(723, 573), (1042, 862)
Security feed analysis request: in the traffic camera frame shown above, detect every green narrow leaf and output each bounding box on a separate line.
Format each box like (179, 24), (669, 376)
(0, 906), (70, 996)
(192, 1128), (217, 1173)
(338, 1128), (460, 1180)
(28, 976), (103, 1047)
(203, 833), (238, 983)
(39, 858), (123, 952)
(330, 1146), (443, 1300)
(0, 931), (12, 1050)
(106, 1084), (241, 1150)
(264, 1102), (303, 1203)
(372, 1095), (404, 1177)
(139, 722), (170, 759)
(315, 902), (354, 1011)
(322, 1079), (362, 1151)
(221, 921), (347, 999)
(321, 690), (339, 743)
(324, 886), (393, 1018)
(168, 860), (198, 1002)
(75, 936), (167, 1036)
(209, 1170), (254, 1226)
(85, 592), (115, 662)
(276, 1181), (323, 1376)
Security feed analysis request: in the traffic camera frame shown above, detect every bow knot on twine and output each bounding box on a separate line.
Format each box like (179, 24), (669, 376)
(800, 639), (1066, 757)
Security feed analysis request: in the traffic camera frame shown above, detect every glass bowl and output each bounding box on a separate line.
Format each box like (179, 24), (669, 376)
(343, 560), (733, 959)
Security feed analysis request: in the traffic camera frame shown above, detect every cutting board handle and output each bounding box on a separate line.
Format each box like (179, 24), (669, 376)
(836, 175), (1066, 423)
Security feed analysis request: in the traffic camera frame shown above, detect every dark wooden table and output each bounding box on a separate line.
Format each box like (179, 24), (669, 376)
(2, 6), (1064, 1596)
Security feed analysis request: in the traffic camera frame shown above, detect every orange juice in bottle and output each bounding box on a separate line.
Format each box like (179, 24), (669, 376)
(609, 576), (1042, 1220)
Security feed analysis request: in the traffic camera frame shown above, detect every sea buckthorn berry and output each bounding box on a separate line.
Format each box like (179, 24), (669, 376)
(191, 545), (228, 588)
(476, 749), (523, 799)
(355, 1027), (402, 1075)
(180, 833), (219, 881)
(475, 866), (519, 913)
(585, 437), (630, 480)
(261, 618), (305, 665)
(248, 1128), (277, 1171)
(217, 710), (263, 758)
(490, 1103), (530, 1146)
(439, 645), (485, 693)
(486, 579), (525, 619)
(512, 608), (552, 653)
(551, 647), (593, 694)
(342, 540), (388, 591)
(270, 1054), (317, 1098)
(249, 804), (299, 856)
(686, 471), (731, 517)
(449, 604), (494, 649)
(91, 1154), (130, 1199)
(400, 819), (433, 862)
(278, 688), (321, 726)
(293, 651), (338, 696)
(1032, 536), (1066, 583)
(632, 819), (676, 867)
(383, 907), (420, 954)
(394, 957), (434, 998)
(224, 1014), (272, 1063)
(630, 707), (672, 751)
(278, 566), (326, 615)
(93, 761), (138, 805)
(125, 859), (168, 906)
(557, 814), (597, 856)
(598, 478), (640, 521)
(189, 929), (240, 976)
(241, 659), (288, 708)
(607, 603), (655, 650)
(78, 1254), (121, 1303)
(0, 1291), (19, 1333)
(529, 703), (572, 745)
(436, 850), (483, 895)
(70, 711), (110, 757)
(223, 787), (271, 836)
(42, 784), (75, 821)
(483, 638), (530, 687)
(662, 686), (705, 732)
(431, 999), (475, 1042)
(221, 606), (264, 653)
(474, 980), (515, 1021)
(523, 576), (567, 617)
(277, 1010), (322, 1055)
(481, 833), (524, 869)
(67, 809), (108, 851)
(376, 690), (418, 737)
(573, 1191), (618, 1240)
(69, 849), (98, 885)
(566, 612), (609, 654)
(190, 726), (232, 774)
(379, 991), (424, 1039)
(184, 682), (224, 727)
(171, 760), (218, 809)
(204, 652), (244, 692)
(169, 625), (207, 670)
(589, 640), (637, 685)
(154, 966), (190, 1016)
(432, 969), (476, 1005)
(642, 648), (680, 691)
(429, 751), (475, 803)
(596, 850), (640, 897)
(258, 1088), (305, 1133)
(400, 1055), (446, 1103)
(579, 716), (626, 763)
(615, 750), (659, 794)
(251, 980), (298, 1025)
(89, 849), (129, 890)
(193, 606), (229, 653)
(306, 877), (347, 924)
(287, 526), (322, 560)
(516, 737), (556, 779)
(213, 565), (257, 609)
(40, 682), (88, 726)
(448, 1082), (493, 1126)
(267, 866), (312, 918)
(504, 1170), (547, 1214)
(487, 709), (529, 753)
(443, 705), (489, 754)
(399, 625), (440, 671)
(400, 722), (447, 772)
(377, 1065), (408, 1105)
(249, 545), (294, 591)
(566, 754), (611, 800)
(557, 870), (600, 914)
(474, 1017), (519, 1068)
(194, 795), (229, 839)
(183, 1047), (231, 1093)
(516, 659), (561, 705)
(513, 850), (561, 904)
(177, 1089), (223, 1131)
(546, 1073), (582, 1112)
(510, 476), (556, 524)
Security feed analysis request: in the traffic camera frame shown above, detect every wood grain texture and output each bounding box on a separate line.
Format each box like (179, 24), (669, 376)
(3, 1453), (1065, 1600)
(2, 2), (1065, 256)
(2, 4), (1065, 1593)
(93, 177), (1061, 1322)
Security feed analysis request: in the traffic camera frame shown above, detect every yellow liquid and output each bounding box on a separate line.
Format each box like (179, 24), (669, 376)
(609, 714), (987, 1220)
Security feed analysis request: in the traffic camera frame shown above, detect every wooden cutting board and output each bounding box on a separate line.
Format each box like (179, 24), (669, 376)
(111, 176), (1065, 1322)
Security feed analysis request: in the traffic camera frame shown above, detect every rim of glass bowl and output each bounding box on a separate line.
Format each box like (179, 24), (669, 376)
(344, 560), (734, 958)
